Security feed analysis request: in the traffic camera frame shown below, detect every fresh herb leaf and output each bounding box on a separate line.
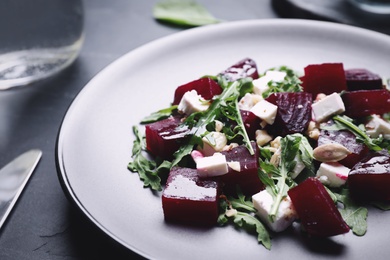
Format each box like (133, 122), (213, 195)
(218, 193), (271, 250)
(153, 0), (221, 27)
(262, 66), (303, 98)
(182, 79), (254, 155)
(128, 126), (171, 191)
(334, 189), (368, 236)
(140, 105), (177, 124)
(332, 115), (383, 151)
(258, 135), (303, 222)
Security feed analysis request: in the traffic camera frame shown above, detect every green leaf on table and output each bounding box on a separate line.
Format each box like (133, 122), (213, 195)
(153, 0), (221, 27)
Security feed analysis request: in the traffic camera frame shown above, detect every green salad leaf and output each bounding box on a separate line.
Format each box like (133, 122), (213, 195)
(258, 135), (308, 222)
(218, 192), (271, 250)
(153, 0), (221, 27)
(329, 115), (383, 151)
(140, 105), (177, 124)
(333, 189), (368, 236)
(261, 66), (303, 98)
(172, 78), (255, 167)
(127, 126), (171, 191)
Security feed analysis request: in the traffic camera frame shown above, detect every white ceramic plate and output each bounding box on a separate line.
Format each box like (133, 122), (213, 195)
(56, 19), (390, 260)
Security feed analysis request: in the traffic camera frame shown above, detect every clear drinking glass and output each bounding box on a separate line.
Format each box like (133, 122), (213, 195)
(0, 0), (84, 90)
(348, 0), (390, 14)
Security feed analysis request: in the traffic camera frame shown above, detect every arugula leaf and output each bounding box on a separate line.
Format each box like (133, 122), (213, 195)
(174, 79), (254, 167)
(334, 189), (368, 236)
(218, 193), (271, 250)
(153, 0), (221, 27)
(128, 126), (171, 191)
(140, 105), (177, 124)
(331, 115), (383, 151)
(261, 66), (303, 98)
(258, 135), (303, 222)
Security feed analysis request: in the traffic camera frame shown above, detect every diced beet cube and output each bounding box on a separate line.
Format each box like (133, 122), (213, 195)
(348, 150), (390, 202)
(220, 58), (259, 82)
(341, 89), (390, 118)
(240, 110), (261, 140)
(173, 77), (222, 105)
(162, 167), (221, 226)
(288, 177), (350, 237)
(302, 63), (347, 98)
(345, 68), (383, 91)
(145, 116), (189, 160)
(265, 92), (312, 137)
(217, 142), (264, 196)
(318, 128), (369, 168)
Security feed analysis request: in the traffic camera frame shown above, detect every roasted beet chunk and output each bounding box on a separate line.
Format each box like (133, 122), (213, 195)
(240, 110), (262, 140)
(173, 77), (222, 105)
(288, 177), (350, 237)
(145, 116), (189, 160)
(318, 128), (369, 168)
(348, 150), (390, 202)
(345, 68), (383, 91)
(341, 89), (390, 118)
(218, 142), (264, 196)
(162, 167), (221, 226)
(220, 58), (259, 82)
(302, 63), (347, 98)
(265, 92), (312, 137)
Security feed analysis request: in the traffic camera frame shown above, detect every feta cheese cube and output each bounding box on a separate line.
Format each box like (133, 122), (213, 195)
(316, 162), (350, 188)
(252, 70), (287, 96)
(196, 153), (229, 177)
(238, 93), (263, 110)
(198, 132), (228, 156)
(250, 99), (278, 125)
(311, 92), (345, 122)
(255, 129), (273, 147)
(178, 90), (209, 115)
(365, 114), (390, 139)
(252, 190), (297, 232)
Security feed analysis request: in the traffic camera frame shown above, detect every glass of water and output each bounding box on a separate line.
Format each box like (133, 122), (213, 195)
(348, 0), (390, 14)
(0, 0), (84, 90)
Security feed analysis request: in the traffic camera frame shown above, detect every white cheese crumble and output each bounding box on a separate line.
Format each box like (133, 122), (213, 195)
(365, 114), (390, 139)
(311, 92), (345, 122)
(250, 99), (278, 125)
(196, 153), (229, 177)
(178, 90), (209, 115)
(252, 190), (297, 232)
(252, 70), (287, 96)
(316, 162), (350, 188)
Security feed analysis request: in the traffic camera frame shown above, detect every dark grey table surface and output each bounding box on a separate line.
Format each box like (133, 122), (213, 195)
(0, 0), (388, 259)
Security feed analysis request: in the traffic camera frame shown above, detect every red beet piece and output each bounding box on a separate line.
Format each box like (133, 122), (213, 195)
(145, 116), (189, 160)
(240, 110), (261, 140)
(345, 68), (383, 91)
(220, 58), (259, 82)
(318, 128), (369, 168)
(265, 92), (312, 137)
(288, 177), (350, 237)
(342, 89), (390, 118)
(173, 77), (222, 105)
(302, 63), (347, 98)
(348, 150), (390, 202)
(217, 142), (264, 196)
(162, 167), (221, 226)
